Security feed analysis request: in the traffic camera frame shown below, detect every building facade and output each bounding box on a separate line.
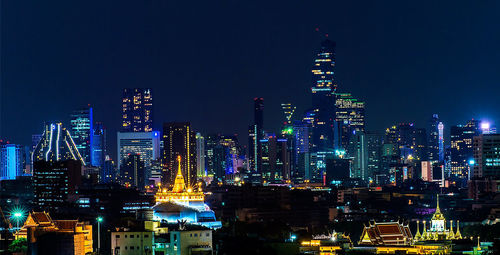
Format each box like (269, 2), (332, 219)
(70, 107), (93, 165)
(122, 88), (153, 132)
(117, 131), (160, 184)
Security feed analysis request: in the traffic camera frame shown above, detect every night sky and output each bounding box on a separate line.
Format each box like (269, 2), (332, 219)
(2, 1), (500, 157)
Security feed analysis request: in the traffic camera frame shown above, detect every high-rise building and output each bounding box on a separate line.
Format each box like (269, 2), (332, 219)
(450, 120), (480, 178)
(32, 123), (84, 211)
(101, 156), (116, 183)
(70, 107), (93, 165)
(281, 103), (296, 126)
(438, 122), (444, 162)
(348, 131), (368, 180)
(122, 88), (153, 132)
(427, 114), (440, 161)
(248, 98), (264, 173)
(0, 143), (24, 180)
(196, 133), (205, 178)
(121, 153), (145, 188)
(292, 121), (310, 180)
(472, 134), (500, 178)
(310, 39), (337, 152)
(117, 131), (160, 184)
(260, 135), (290, 181)
(33, 160), (82, 211)
(91, 122), (106, 168)
(162, 122), (196, 188)
(335, 93), (365, 150)
(366, 131), (383, 178)
(32, 123), (85, 164)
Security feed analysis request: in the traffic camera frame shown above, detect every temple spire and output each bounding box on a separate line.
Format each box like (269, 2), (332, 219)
(172, 156), (186, 193)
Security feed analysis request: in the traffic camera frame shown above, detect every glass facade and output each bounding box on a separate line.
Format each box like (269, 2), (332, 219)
(70, 107), (93, 165)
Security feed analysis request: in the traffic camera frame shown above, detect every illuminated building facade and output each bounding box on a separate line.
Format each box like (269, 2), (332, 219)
(348, 131), (368, 180)
(33, 160), (82, 211)
(121, 153), (145, 188)
(292, 121), (310, 180)
(248, 98), (264, 173)
(472, 134), (500, 178)
(70, 107), (93, 165)
(32, 123), (85, 165)
(196, 132), (205, 178)
(427, 114), (441, 162)
(162, 122), (196, 188)
(260, 136), (290, 181)
(0, 143), (24, 180)
(450, 120), (480, 178)
(335, 93), (365, 150)
(91, 122), (106, 168)
(15, 211), (93, 254)
(311, 39), (336, 152)
(359, 221), (413, 246)
(122, 88), (153, 132)
(281, 103), (296, 126)
(366, 131), (383, 178)
(117, 131), (160, 183)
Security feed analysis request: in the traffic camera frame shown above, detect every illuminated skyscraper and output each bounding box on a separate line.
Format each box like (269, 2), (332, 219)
(310, 39), (337, 152)
(70, 107), (93, 165)
(472, 134), (500, 178)
(260, 135), (290, 181)
(196, 133), (205, 177)
(91, 122), (106, 168)
(248, 98), (264, 173)
(121, 153), (145, 188)
(122, 88), (153, 132)
(348, 131), (368, 180)
(450, 120), (480, 178)
(162, 122), (196, 188)
(117, 131), (160, 183)
(427, 114), (440, 161)
(32, 123), (85, 164)
(281, 103), (296, 126)
(0, 143), (24, 180)
(335, 93), (365, 150)
(438, 122), (444, 162)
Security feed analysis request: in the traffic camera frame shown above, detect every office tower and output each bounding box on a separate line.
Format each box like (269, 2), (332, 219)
(196, 133), (206, 177)
(428, 114), (440, 161)
(101, 156), (116, 183)
(33, 160), (82, 211)
(117, 131), (160, 183)
(450, 120), (480, 178)
(348, 131), (368, 180)
(281, 103), (296, 126)
(472, 134), (500, 178)
(366, 131), (383, 178)
(122, 88), (153, 132)
(121, 153), (145, 188)
(91, 122), (106, 168)
(292, 121), (310, 180)
(438, 122), (444, 162)
(205, 134), (242, 182)
(162, 122), (196, 188)
(248, 98), (264, 173)
(310, 39), (337, 152)
(385, 123), (427, 161)
(32, 123), (85, 164)
(335, 93), (365, 150)
(421, 161), (433, 181)
(260, 135), (290, 181)
(204, 134), (219, 177)
(0, 143), (24, 180)
(70, 107), (93, 165)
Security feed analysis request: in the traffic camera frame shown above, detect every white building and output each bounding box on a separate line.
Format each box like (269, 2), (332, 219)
(111, 230), (154, 255)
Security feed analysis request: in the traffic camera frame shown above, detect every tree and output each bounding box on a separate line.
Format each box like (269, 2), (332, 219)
(8, 238), (27, 253)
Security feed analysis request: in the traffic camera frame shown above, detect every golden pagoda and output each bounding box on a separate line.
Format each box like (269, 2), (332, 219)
(414, 194), (463, 242)
(155, 156), (204, 204)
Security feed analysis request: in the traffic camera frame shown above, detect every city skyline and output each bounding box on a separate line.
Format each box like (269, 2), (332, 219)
(2, 1), (500, 150)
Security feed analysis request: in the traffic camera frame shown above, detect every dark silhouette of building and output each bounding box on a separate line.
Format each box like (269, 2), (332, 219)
(121, 153), (145, 189)
(162, 122), (197, 188)
(248, 98), (264, 174)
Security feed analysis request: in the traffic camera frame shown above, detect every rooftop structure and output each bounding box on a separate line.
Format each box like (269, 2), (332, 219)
(359, 221), (413, 246)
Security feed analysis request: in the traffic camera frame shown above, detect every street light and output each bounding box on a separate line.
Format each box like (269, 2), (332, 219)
(97, 217), (103, 254)
(11, 210), (24, 230)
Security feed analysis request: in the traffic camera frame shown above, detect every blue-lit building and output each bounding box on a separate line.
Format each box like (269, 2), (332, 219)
(70, 107), (93, 166)
(0, 143), (24, 180)
(91, 122), (106, 168)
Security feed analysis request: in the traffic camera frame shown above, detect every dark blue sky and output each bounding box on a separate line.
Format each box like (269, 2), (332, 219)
(2, 1), (500, 154)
